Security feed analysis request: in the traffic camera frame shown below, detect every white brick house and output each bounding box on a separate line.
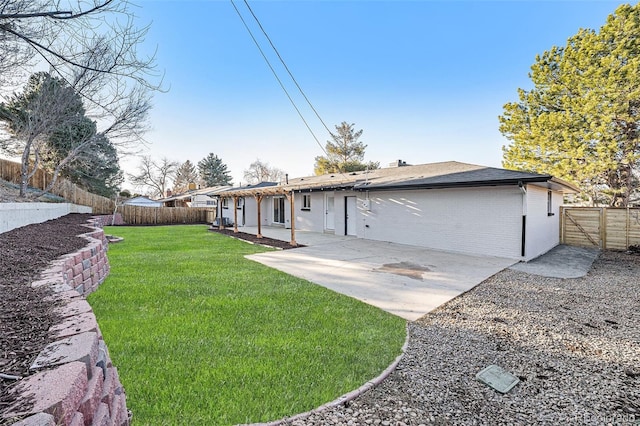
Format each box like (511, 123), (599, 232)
(218, 161), (577, 261)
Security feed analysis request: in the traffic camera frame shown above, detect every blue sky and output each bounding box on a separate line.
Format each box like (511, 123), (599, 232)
(130, 0), (623, 187)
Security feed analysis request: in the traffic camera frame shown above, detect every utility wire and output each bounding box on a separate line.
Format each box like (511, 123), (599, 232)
(242, 0), (334, 138)
(230, 0), (328, 157)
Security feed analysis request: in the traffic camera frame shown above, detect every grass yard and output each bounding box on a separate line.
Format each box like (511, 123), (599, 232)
(88, 225), (406, 425)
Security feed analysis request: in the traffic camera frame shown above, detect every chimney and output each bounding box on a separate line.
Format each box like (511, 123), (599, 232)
(389, 159), (408, 167)
(166, 189), (172, 197)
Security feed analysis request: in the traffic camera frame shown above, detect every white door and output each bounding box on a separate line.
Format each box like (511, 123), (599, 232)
(346, 196), (357, 236)
(325, 195), (335, 230)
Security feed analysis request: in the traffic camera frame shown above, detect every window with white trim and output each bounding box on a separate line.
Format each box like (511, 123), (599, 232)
(547, 190), (554, 216)
(302, 194), (311, 210)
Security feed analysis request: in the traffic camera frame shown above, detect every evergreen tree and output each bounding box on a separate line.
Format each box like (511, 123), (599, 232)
(43, 115), (123, 197)
(500, 4), (640, 206)
(198, 153), (232, 186)
(314, 122), (379, 175)
(173, 160), (201, 193)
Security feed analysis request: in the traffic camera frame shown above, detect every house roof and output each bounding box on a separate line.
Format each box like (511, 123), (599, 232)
(352, 162), (579, 192)
(158, 186), (231, 202)
(122, 196), (163, 205)
(217, 161), (579, 197)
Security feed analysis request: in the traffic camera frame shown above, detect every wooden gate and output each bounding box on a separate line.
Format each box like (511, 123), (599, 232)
(560, 207), (640, 249)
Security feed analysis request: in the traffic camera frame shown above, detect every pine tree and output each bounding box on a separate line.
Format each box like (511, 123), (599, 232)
(314, 122), (379, 175)
(500, 4), (640, 206)
(198, 153), (232, 186)
(173, 160), (201, 193)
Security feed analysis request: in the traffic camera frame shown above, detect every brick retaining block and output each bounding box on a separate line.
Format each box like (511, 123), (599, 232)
(2, 218), (131, 426)
(90, 214), (124, 228)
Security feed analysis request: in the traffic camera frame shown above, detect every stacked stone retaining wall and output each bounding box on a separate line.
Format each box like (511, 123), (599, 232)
(89, 214), (124, 228)
(2, 219), (129, 426)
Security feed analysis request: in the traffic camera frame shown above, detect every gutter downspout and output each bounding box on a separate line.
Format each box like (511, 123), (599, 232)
(519, 181), (527, 258)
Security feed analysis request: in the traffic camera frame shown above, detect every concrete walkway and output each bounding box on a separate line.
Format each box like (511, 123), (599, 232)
(241, 227), (516, 321)
(509, 244), (600, 278)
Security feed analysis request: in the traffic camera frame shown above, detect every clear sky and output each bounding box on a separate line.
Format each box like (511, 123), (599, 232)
(128, 0), (623, 187)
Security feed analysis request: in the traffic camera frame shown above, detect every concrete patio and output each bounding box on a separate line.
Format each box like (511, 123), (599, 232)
(237, 226), (517, 321)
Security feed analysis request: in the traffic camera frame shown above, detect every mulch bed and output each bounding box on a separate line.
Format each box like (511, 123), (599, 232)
(209, 227), (304, 250)
(0, 213), (93, 416)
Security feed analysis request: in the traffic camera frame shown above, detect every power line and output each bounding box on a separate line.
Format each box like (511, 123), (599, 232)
(229, 0), (328, 157)
(241, 0), (334, 138)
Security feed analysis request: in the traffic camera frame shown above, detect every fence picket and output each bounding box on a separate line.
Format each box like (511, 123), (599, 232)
(561, 206), (640, 249)
(1, 159), (216, 225)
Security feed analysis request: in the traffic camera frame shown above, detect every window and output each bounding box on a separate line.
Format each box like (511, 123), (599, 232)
(222, 198), (229, 209)
(547, 190), (554, 216)
(273, 197), (285, 224)
(206, 200), (215, 206)
(302, 194), (311, 210)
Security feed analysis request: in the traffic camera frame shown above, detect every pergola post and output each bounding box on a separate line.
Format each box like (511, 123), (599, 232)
(218, 197), (224, 230)
(286, 191), (297, 246)
(215, 196), (221, 229)
(233, 196), (239, 233)
(255, 194), (263, 238)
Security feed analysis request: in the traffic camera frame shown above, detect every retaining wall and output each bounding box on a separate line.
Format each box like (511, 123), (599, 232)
(2, 219), (130, 426)
(90, 214), (124, 228)
(0, 203), (93, 234)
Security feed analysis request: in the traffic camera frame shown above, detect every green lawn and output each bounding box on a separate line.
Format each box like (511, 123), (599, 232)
(88, 225), (406, 425)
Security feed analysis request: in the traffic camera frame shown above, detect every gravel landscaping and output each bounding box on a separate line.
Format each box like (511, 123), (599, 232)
(285, 251), (639, 425)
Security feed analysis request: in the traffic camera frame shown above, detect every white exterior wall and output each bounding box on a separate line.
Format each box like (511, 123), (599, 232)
(333, 191), (358, 236)
(524, 185), (562, 260)
(361, 187), (524, 259)
(190, 194), (217, 208)
(223, 196), (255, 226)
(294, 192), (325, 232)
(0, 203), (92, 234)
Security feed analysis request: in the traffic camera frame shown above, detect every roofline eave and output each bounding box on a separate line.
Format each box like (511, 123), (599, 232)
(353, 177), (561, 192)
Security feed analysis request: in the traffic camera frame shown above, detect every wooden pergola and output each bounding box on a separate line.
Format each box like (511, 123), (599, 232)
(214, 186), (298, 247)
(211, 174), (364, 247)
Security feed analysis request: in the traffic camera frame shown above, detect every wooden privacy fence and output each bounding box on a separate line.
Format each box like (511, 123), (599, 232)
(118, 205), (213, 225)
(560, 206), (640, 250)
(0, 159), (115, 214)
(0, 159), (50, 189)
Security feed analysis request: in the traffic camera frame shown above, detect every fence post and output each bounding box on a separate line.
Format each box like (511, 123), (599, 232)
(627, 207), (630, 249)
(559, 206), (565, 244)
(601, 207), (606, 249)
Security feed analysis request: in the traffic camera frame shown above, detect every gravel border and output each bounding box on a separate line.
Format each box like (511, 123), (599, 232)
(275, 251), (639, 425)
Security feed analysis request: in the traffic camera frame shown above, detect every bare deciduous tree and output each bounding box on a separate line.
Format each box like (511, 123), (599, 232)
(0, 0), (161, 197)
(0, 0), (160, 90)
(0, 71), (151, 197)
(128, 156), (177, 198)
(243, 158), (285, 185)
